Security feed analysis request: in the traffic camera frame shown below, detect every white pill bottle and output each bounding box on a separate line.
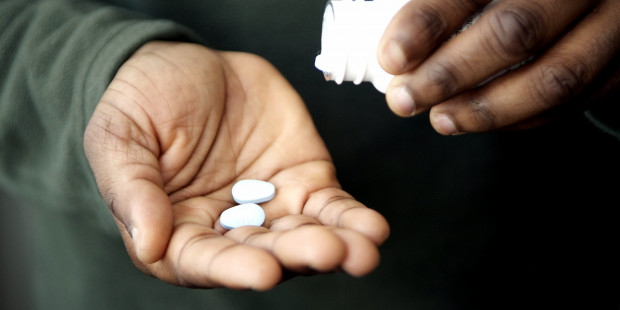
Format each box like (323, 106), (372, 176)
(315, 0), (409, 93)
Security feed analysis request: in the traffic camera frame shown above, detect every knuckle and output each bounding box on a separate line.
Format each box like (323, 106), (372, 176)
(317, 195), (358, 226)
(530, 60), (588, 109)
(486, 4), (545, 58)
(468, 97), (498, 131)
(459, 0), (489, 12)
(414, 5), (449, 42)
(426, 60), (460, 99)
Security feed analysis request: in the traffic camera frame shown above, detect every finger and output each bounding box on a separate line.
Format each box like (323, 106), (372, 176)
(256, 160), (341, 221)
(268, 214), (320, 231)
(163, 223), (281, 290)
(331, 229), (380, 277)
(428, 0), (620, 134)
(500, 112), (558, 132)
(500, 53), (620, 132)
(386, 0), (598, 117)
(302, 188), (390, 245)
(114, 179), (173, 264)
(226, 217), (380, 277)
(225, 224), (346, 274)
(378, 0), (491, 74)
(267, 225), (346, 274)
(85, 102), (172, 264)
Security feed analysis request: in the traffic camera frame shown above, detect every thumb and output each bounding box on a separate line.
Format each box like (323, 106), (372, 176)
(110, 177), (173, 264)
(84, 103), (173, 264)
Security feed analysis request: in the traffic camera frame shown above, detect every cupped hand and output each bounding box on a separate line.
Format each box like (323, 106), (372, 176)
(84, 42), (389, 290)
(378, 0), (620, 134)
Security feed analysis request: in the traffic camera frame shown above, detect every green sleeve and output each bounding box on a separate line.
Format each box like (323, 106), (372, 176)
(0, 0), (203, 233)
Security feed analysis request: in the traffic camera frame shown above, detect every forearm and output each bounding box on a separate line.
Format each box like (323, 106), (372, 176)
(0, 0), (201, 228)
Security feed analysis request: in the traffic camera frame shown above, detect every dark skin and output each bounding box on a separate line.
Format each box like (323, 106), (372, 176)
(379, 0), (620, 134)
(84, 42), (389, 290)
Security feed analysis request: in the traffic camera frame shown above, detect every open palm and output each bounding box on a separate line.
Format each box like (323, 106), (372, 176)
(84, 42), (389, 290)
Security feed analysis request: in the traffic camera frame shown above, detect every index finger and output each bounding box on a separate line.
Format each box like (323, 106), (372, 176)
(164, 223), (282, 290)
(378, 0), (491, 74)
(140, 196), (282, 290)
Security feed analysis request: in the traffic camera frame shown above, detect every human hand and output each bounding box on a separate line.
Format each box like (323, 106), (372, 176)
(84, 42), (389, 290)
(378, 0), (620, 134)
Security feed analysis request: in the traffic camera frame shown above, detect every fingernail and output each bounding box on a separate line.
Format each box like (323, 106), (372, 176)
(433, 113), (459, 135)
(384, 40), (407, 72)
(389, 86), (416, 116)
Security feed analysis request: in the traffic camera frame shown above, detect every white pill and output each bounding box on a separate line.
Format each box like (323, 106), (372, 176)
(219, 203), (266, 230)
(231, 179), (276, 204)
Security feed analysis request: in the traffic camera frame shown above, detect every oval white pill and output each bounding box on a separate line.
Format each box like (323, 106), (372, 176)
(231, 179), (276, 204)
(220, 203), (266, 230)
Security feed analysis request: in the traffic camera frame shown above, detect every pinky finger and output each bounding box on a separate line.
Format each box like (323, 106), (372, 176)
(331, 229), (381, 277)
(429, 0), (620, 135)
